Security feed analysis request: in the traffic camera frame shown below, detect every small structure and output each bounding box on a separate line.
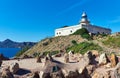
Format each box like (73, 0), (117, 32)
(55, 12), (111, 36)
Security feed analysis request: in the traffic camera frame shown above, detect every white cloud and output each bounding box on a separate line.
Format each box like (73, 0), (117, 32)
(56, 0), (89, 16)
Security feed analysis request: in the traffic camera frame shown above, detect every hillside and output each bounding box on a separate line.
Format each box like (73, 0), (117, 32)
(24, 35), (86, 56)
(21, 33), (120, 57)
(0, 39), (36, 48)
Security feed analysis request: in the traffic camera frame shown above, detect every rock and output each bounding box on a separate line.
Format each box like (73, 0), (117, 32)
(68, 51), (74, 55)
(21, 54), (32, 59)
(26, 72), (40, 78)
(79, 66), (91, 78)
(65, 71), (80, 78)
(110, 53), (118, 67)
(79, 66), (85, 74)
(10, 62), (19, 74)
(73, 53), (83, 62)
(92, 71), (111, 78)
(105, 63), (111, 68)
(61, 69), (68, 77)
(92, 71), (102, 78)
(1, 67), (14, 78)
(91, 50), (99, 57)
(32, 72), (40, 78)
(50, 70), (65, 78)
(99, 53), (109, 65)
(54, 53), (61, 57)
(47, 53), (53, 61)
(37, 56), (42, 63)
(40, 71), (44, 78)
(64, 53), (69, 63)
(114, 62), (120, 78)
(51, 65), (60, 73)
(86, 65), (95, 76)
(82, 51), (93, 65)
(42, 73), (51, 78)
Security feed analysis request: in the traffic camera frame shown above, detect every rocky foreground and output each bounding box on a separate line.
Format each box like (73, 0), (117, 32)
(0, 51), (120, 78)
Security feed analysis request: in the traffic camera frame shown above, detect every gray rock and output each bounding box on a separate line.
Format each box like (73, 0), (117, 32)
(114, 63), (120, 78)
(1, 67), (14, 78)
(99, 53), (109, 65)
(10, 62), (19, 74)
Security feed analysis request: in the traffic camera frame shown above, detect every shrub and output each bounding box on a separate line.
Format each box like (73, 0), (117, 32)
(72, 28), (92, 40)
(102, 36), (120, 48)
(67, 42), (102, 54)
(16, 46), (30, 57)
(71, 40), (77, 45)
(43, 42), (48, 46)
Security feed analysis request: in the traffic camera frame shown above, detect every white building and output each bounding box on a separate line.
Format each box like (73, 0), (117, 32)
(55, 12), (111, 36)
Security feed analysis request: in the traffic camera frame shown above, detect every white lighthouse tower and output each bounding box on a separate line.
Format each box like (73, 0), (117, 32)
(79, 12), (90, 25)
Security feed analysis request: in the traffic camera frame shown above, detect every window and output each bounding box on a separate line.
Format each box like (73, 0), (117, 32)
(59, 32), (61, 34)
(70, 30), (72, 33)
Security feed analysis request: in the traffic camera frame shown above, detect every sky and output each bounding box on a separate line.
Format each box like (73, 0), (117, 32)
(0, 0), (120, 42)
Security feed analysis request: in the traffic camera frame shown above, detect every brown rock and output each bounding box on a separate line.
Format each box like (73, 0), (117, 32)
(114, 63), (120, 78)
(92, 71), (111, 78)
(65, 71), (80, 78)
(10, 62), (19, 74)
(50, 70), (65, 78)
(83, 51), (93, 65)
(86, 65), (96, 75)
(1, 67), (14, 78)
(91, 50), (99, 57)
(42, 73), (51, 78)
(110, 53), (118, 67)
(37, 56), (42, 63)
(32, 72), (40, 78)
(64, 53), (69, 63)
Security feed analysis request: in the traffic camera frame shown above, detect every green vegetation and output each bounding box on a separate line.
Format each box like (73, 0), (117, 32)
(102, 36), (120, 48)
(43, 51), (59, 56)
(67, 42), (102, 54)
(71, 40), (77, 45)
(16, 46), (30, 57)
(72, 28), (92, 40)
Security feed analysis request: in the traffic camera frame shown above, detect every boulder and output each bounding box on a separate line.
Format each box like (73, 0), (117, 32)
(42, 73), (51, 78)
(99, 53), (109, 65)
(47, 53), (53, 61)
(10, 62), (19, 74)
(26, 72), (40, 78)
(82, 51), (93, 65)
(50, 70), (65, 78)
(65, 71), (80, 78)
(114, 62), (120, 78)
(1, 67), (14, 78)
(91, 50), (99, 57)
(73, 53), (83, 62)
(37, 56), (42, 63)
(79, 67), (91, 78)
(32, 72), (40, 78)
(110, 53), (118, 67)
(86, 65), (96, 76)
(92, 71), (111, 78)
(64, 53), (69, 63)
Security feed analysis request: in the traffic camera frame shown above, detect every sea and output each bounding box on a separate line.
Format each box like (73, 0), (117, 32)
(0, 48), (21, 58)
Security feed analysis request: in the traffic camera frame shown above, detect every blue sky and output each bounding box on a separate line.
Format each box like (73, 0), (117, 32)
(0, 0), (120, 42)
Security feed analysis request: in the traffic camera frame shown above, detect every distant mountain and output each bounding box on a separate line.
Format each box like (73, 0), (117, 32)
(0, 39), (37, 48)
